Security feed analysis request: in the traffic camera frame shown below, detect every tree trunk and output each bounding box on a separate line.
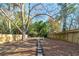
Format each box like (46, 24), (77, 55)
(27, 3), (30, 33)
(20, 3), (26, 40)
(62, 16), (66, 31)
(8, 20), (12, 33)
(69, 18), (74, 30)
(62, 3), (67, 31)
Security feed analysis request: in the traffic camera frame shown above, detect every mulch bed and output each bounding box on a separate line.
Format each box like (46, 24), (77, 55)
(42, 39), (79, 56)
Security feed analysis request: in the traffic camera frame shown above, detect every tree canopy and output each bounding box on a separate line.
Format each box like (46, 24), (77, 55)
(0, 3), (79, 38)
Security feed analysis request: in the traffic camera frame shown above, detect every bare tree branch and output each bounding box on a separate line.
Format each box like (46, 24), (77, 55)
(0, 8), (23, 33)
(31, 13), (54, 20)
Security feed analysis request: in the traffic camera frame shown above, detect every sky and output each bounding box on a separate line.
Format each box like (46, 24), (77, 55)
(0, 3), (60, 22)
(25, 3), (60, 22)
(0, 3), (79, 29)
(0, 3), (61, 22)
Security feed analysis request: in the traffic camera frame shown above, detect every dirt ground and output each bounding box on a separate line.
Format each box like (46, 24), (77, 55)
(42, 39), (79, 56)
(0, 39), (79, 56)
(0, 39), (37, 56)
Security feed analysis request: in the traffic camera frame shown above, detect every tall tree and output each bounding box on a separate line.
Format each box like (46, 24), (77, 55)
(58, 3), (76, 31)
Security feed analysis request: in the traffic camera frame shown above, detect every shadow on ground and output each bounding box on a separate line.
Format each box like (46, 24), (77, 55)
(0, 39), (37, 56)
(42, 39), (79, 56)
(0, 38), (79, 56)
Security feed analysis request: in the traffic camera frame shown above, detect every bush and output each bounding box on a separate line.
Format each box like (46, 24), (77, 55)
(28, 21), (51, 37)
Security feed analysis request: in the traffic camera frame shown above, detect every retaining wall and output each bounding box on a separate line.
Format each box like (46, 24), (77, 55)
(0, 34), (28, 44)
(48, 30), (79, 44)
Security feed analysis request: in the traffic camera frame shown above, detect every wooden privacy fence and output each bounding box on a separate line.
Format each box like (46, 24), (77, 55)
(0, 34), (28, 44)
(48, 30), (79, 44)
